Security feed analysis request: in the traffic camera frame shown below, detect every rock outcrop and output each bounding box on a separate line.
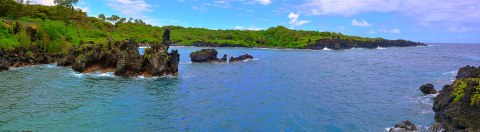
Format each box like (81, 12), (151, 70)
(57, 54), (76, 67)
(420, 83), (437, 94)
(389, 120), (418, 132)
(432, 65), (480, 131)
(229, 54), (253, 62)
(0, 49), (63, 72)
(72, 30), (179, 77)
(0, 29), (179, 78)
(456, 65), (480, 78)
(190, 49), (226, 63)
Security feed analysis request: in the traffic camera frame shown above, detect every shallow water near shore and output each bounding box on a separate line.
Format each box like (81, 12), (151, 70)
(1, 44), (480, 131)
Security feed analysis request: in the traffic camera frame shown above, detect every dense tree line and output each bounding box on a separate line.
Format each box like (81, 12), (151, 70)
(0, 0), (405, 53)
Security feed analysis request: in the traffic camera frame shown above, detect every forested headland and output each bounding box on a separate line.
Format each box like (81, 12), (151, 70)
(0, 0), (426, 54)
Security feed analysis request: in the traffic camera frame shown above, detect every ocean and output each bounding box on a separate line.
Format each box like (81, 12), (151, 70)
(1, 44), (479, 131)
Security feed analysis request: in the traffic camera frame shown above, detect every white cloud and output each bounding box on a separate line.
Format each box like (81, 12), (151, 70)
(253, 0), (271, 5)
(448, 26), (468, 32)
(288, 12), (310, 29)
(107, 0), (153, 18)
(351, 19), (371, 27)
(380, 28), (401, 33)
(192, 3), (212, 12)
(297, 0), (480, 32)
(76, 6), (90, 12)
(30, 0), (55, 6)
(234, 26), (263, 31)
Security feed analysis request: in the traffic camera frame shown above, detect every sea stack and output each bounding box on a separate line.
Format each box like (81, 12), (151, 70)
(190, 49), (226, 63)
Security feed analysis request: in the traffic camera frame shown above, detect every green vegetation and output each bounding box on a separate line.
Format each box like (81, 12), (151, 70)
(0, 0), (410, 53)
(452, 78), (480, 105)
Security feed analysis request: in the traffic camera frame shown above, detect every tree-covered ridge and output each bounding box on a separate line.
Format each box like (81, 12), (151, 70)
(0, 0), (425, 53)
(167, 25), (393, 48)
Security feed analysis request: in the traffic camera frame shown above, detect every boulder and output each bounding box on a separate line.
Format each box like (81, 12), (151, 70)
(419, 83), (437, 94)
(0, 59), (10, 72)
(57, 55), (76, 67)
(190, 49), (221, 62)
(389, 120), (418, 132)
(456, 65), (480, 78)
(229, 54), (253, 62)
(219, 54), (227, 63)
(427, 123), (445, 132)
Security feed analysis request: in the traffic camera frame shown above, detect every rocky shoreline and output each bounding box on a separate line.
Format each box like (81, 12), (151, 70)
(390, 65), (480, 132)
(0, 29), (179, 78)
(171, 38), (427, 50)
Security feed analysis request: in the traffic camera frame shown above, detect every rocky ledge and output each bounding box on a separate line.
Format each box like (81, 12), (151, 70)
(190, 49), (253, 63)
(432, 65), (480, 131)
(0, 50), (63, 72)
(68, 40), (179, 77)
(1, 29), (180, 78)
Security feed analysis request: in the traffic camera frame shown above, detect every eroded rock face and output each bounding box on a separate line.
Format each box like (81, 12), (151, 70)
(456, 65), (480, 78)
(420, 83), (437, 94)
(190, 49), (222, 63)
(71, 29), (178, 77)
(57, 55), (76, 67)
(432, 65), (480, 131)
(389, 120), (418, 132)
(0, 59), (10, 72)
(433, 84), (480, 131)
(229, 54), (253, 62)
(72, 40), (179, 77)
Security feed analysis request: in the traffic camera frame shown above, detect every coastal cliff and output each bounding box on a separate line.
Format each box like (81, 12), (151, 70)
(432, 65), (480, 131)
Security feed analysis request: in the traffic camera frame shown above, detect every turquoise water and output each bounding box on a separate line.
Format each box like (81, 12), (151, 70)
(1, 44), (480, 131)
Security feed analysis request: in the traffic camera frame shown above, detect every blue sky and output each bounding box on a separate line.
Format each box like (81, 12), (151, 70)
(32, 0), (480, 43)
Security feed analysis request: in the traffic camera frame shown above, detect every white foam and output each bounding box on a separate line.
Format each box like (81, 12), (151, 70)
(323, 47), (332, 50)
(377, 47), (386, 49)
(180, 62), (192, 65)
(70, 71), (115, 78)
(242, 58), (259, 62)
(442, 70), (457, 75)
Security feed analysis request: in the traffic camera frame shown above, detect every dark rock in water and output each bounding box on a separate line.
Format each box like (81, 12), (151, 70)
(428, 123), (445, 132)
(72, 40), (178, 77)
(166, 50), (180, 76)
(229, 54), (253, 62)
(389, 120), (418, 132)
(71, 29), (178, 77)
(190, 49), (221, 63)
(0, 59), (10, 72)
(456, 65), (480, 78)
(163, 29), (171, 49)
(420, 83), (437, 94)
(142, 44), (179, 76)
(57, 55), (76, 67)
(219, 54), (227, 63)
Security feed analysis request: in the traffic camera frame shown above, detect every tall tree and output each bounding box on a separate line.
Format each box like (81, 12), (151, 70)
(54, 0), (78, 8)
(98, 14), (106, 21)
